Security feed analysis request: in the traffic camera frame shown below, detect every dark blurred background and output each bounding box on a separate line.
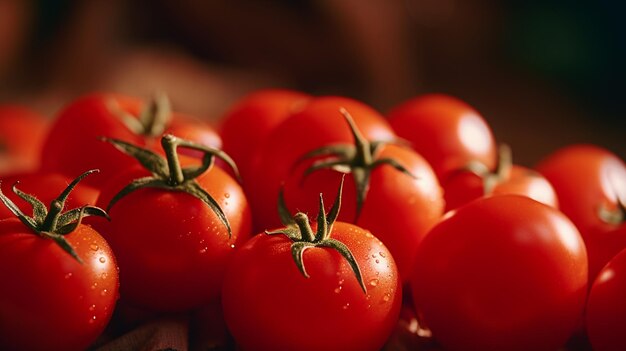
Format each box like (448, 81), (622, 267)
(0, 0), (623, 165)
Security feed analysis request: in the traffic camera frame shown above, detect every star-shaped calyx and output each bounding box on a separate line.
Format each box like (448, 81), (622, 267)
(107, 92), (172, 138)
(102, 134), (240, 237)
(267, 176), (367, 293)
(295, 108), (416, 221)
(0, 170), (109, 262)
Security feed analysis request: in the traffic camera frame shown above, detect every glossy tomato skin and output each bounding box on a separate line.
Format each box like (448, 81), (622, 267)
(41, 93), (221, 187)
(0, 171), (99, 220)
(0, 218), (119, 351)
(0, 105), (48, 175)
(283, 144), (443, 282)
(222, 222), (401, 351)
(444, 165), (558, 211)
(219, 89), (310, 183)
(586, 248), (626, 351)
(95, 164), (251, 312)
(387, 94), (497, 184)
(536, 144), (626, 233)
(250, 96), (397, 232)
(411, 195), (588, 351)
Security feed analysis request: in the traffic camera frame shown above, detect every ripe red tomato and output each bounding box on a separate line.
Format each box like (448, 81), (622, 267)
(95, 135), (251, 311)
(411, 195), (588, 351)
(0, 105), (48, 175)
(387, 94), (497, 184)
(249, 96), (398, 232)
(586, 247), (626, 351)
(219, 89), (310, 183)
(537, 144), (626, 282)
(41, 93), (221, 187)
(0, 171), (99, 220)
(222, 182), (401, 351)
(444, 146), (558, 211)
(0, 171), (118, 351)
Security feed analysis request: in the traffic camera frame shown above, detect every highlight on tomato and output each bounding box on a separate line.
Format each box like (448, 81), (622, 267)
(411, 195), (588, 351)
(0, 170), (118, 351)
(41, 93), (221, 187)
(95, 134), (251, 312)
(222, 177), (401, 351)
(0, 105), (49, 175)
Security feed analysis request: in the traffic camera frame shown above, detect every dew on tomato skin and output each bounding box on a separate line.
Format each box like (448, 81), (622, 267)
(90, 244), (99, 251)
(224, 201), (229, 206)
(89, 304), (96, 312)
(88, 315), (97, 324)
(365, 232), (374, 239)
(334, 286), (342, 294)
(100, 272), (108, 279)
(64, 273), (73, 280)
(99, 257), (106, 264)
(369, 279), (379, 287)
(342, 303), (350, 310)
(199, 247), (208, 254)
(371, 254), (376, 259)
(101, 289), (108, 296)
(230, 244), (236, 249)
(381, 293), (391, 303)
(375, 259), (380, 264)
(224, 193), (230, 198)
(379, 251), (386, 258)
(91, 282), (98, 290)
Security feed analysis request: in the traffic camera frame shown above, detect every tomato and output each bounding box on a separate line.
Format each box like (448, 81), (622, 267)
(0, 170), (118, 351)
(222, 180), (401, 351)
(0, 171), (99, 220)
(0, 105), (48, 175)
(411, 195), (588, 351)
(387, 94), (497, 184)
(41, 93), (221, 187)
(444, 145), (558, 211)
(281, 110), (443, 282)
(586, 247), (626, 351)
(537, 144), (626, 282)
(249, 95), (398, 232)
(95, 135), (251, 311)
(219, 89), (310, 184)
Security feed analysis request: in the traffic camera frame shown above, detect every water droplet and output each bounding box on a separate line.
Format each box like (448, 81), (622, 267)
(369, 279), (379, 287)
(367, 304), (371, 309)
(199, 247), (208, 254)
(338, 279), (345, 285)
(365, 232), (373, 238)
(342, 303), (350, 310)
(375, 259), (380, 264)
(64, 273), (73, 280)
(224, 201), (229, 206)
(334, 286), (342, 294)
(100, 272), (108, 279)
(90, 244), (99, 251)
(91, 282), (98, 290)
(379, 251), (386, 258)
(382, 293), (391, 303)
(89, 304), (96, 312)
(88, 315), (97, 324)
(101, 289), (108, 296)
(230, 244), (236, 249)
(224, 193), (231, 198)
(99, 257), (106, 264)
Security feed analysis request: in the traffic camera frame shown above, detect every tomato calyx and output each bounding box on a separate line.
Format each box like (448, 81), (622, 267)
(108, 92), (172, 138)
(295, 107), (415, 220)
(456, 144), (519, 194)
(0, 169), (109, 262)
(598, 196), (626, 226)
(102, 134), (240, 237)
(267, 176), (367, 293)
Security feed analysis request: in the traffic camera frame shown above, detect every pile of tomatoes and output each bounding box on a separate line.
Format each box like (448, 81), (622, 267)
(0, 90), (624, 351)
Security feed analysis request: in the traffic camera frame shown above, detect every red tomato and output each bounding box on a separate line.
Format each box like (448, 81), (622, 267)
(41, 93), (221, 187)
(444, 146), (558, 211)
(249, 96), (397, 232)
(536, 144), (626, 232)
(0, 171), (99, 220)
(219, 89), (310, 183)
(586, 247), (626, 351)
(0, 171), (118, 351)
(0, 105), (48, 175)
(411, 195), (588, 351)
(537, 144), (626, 282)
(95, 135), (251, 311)
(222, 183), (401, 351)
(387, 94), (497, 184)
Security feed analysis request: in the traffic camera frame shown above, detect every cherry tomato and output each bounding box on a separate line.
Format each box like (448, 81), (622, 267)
(586, 247), (626, 351)
(95, 135), (251, 311)
(387, 94), (497, 184)
(444, 146), (558, 211)
(219, 89), (310, 183)
(41, 93), (221, 187)
(411, 195), (588, 351)
(0, 170), (118, 351)
(0, 105), (48, 175)
(222, 182), (401, 351)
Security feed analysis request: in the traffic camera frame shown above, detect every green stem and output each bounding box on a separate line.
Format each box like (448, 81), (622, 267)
(340, 108), (372, 166)
(294, 213), (315, 242)
(161, 134), (185, 186)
